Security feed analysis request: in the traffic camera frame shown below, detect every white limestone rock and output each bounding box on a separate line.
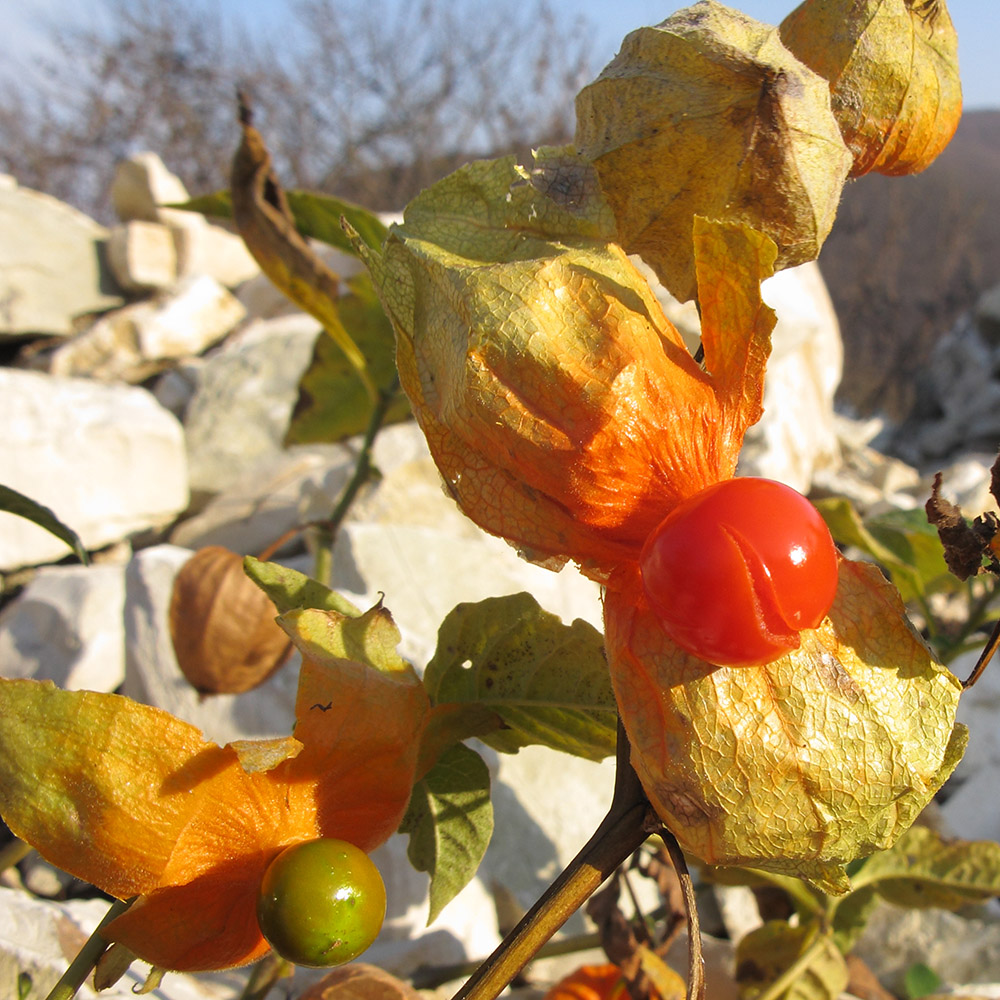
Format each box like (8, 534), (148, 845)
(170, 444), (354, 556)
(852, 903), (1000, 996)
(738, 261), (843, 492)
(0, 563), (126, 691)
(0, 370), (189, 571)
(938, 648), (1000, 845)
(0, 179), (122, 337)
(49, 275), (245, 381)
(173, 220), (259, 288)
(122, 544), (299, 745)
(182, 314), (322, 496)
(106, 219), (179, 293)
(0, 887), (240, 1000)
(110, 152), (191, 224)
(637, 259), (842, 492)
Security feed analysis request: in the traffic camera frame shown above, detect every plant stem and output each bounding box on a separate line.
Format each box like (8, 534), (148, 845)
(752, 926), (830, 1000)
(312, 378), (399, 584)
(0, 837), (33, 873)
(660, 830), (705, 1000)
(240, 952), (294, 1000)
(449, 721), (656, 1000)
(44, 897), (133, 1000)
(411, 931), (604, 990)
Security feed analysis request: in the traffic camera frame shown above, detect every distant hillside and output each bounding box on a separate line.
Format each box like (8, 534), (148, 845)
(820, 109), (1000, 421)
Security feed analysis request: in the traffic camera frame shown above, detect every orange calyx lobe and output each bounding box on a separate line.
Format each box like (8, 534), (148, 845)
(638, 477), (839, 666)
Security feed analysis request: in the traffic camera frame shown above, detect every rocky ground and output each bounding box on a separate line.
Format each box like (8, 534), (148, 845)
(2, 154), (1000, 998)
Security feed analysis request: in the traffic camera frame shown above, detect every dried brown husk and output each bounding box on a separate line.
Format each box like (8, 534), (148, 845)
(575, 0), (851, 302)
(779, 0), (962, 176)
(169, 546), (293, 694)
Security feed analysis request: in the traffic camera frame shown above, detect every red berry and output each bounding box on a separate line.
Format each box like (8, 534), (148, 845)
(639, 478), (839, 666)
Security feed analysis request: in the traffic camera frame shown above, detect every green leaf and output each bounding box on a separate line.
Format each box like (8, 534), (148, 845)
(866, 507), (958, 600)
(399, 742), (493, 923)
(243, 557), (361, 616)
(815, 497), (955, 603)
(904, 962), (943, 1000)
(278, 604), (419, 683)
(829, 883), (879, 953)
(170, 189), (388, 255)
(846, 824), (1000, 910)
(0, 484), (88, 564)
(423, 593), (616, 761)
(735, 922), (848, 1000)
(284, 272), (410, 445)
(285, 191), (389, 254)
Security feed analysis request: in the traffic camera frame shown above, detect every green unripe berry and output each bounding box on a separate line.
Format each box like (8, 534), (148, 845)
(256, 838), (386, 967)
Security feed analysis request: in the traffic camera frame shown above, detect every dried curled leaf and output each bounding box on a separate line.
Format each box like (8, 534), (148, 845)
(575, 0), (852, 302)
(298, 964), (424, 1000)
(365, 148), (776, 579)
(780, 0), (961, 176)
(604, 559), (965, 892)
(169, 546), (293, 694)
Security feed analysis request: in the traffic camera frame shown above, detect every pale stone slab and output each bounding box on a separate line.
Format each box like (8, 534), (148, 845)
(106, 219), (179, 292)
(174, 221), (259, 288)
(0, 563), (126, 691)
(0, 370), (189, 571)
(110, 152), (191, 223)
(0, 180), (122, 336)
(49, 275), (245, 381)
(182, 314), (323, 495)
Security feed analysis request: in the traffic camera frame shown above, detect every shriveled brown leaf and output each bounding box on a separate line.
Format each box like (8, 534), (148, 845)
(298, 963), (424, 1000)
(169, 546), (293, 694)
(230, 97), (374, 396)
(925, 473), (999, 580)
(780, 0), (962, 176)
(574, 0), (851, 302)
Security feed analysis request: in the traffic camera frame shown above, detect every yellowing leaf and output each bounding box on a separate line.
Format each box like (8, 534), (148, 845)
(278, 604), (419, 683)
(366, 149), (776, 579)
(423, 593), (617, 761)
(230, 112), (374, 397)
(574, 1), (852, 302)
(847, 824), (1000, 910)
(604, 558), (965, 892)
(735, 922), (848, 1000)
(243, 556), (362, 616)
(780, 0), (962, 176)
(285, 272), (410, 446)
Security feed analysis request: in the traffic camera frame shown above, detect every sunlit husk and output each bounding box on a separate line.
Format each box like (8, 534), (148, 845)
(780, 0), (962, 176)
(604, 559), (966, 892)
(575, 0), (852, 302)
(365, 155), (775, 578)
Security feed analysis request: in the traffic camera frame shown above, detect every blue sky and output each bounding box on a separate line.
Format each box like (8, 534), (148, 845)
(6, 0), (998, 110)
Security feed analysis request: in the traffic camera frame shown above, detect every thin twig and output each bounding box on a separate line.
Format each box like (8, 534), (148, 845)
(659, 830), (705, 1000)
(44, 897), (133, 1000)
(962, 616), (1000, 689)
(312, 378), (400, 584)
(449, 720), (655, 1000)
(0, 837), (33, 873)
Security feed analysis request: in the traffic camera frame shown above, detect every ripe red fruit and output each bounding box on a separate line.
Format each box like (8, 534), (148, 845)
(639, 478), (839, 666)
(256, 838), (386, 968)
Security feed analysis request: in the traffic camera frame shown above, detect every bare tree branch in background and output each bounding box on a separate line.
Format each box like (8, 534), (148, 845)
(0, 0), (595, 221)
